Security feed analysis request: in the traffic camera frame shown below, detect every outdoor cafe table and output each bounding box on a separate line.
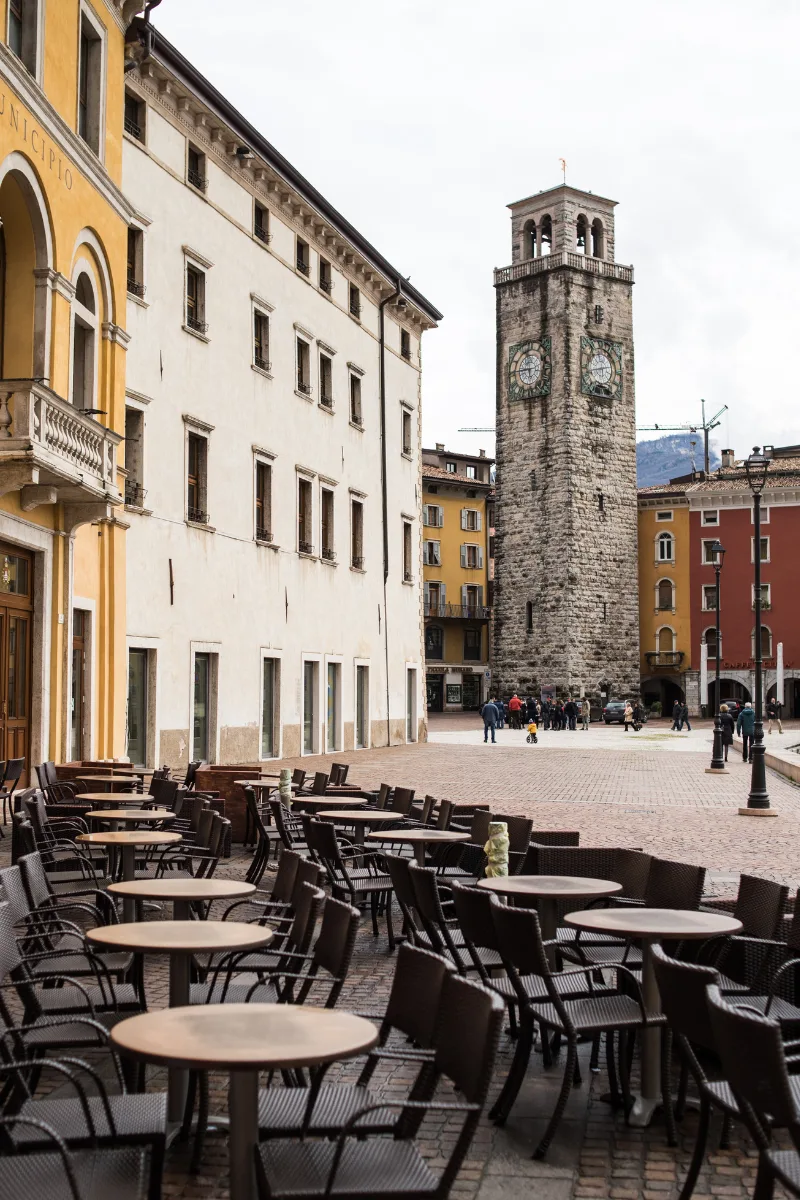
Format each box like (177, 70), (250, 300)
(564, 906), (742, 1126)
(366, 827), (468, 867)
(76, 792), (154, 807)
(293, 795), (368, 810)
(317, 808), (402, 842)
(478, 875), (623, 966)
(85, 809), (175, 833)
(89, 924), (274, 1128)
(76, 773), (143, 791)
(77, 830), (182, 920)
(111, 1003), (377, 1200)
(108, 877), (256, 919)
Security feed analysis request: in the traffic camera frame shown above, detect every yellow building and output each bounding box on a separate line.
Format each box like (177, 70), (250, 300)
(422, 445), (492, 711)
(0, 0), (142, 773)
(637, 480), (692, 713)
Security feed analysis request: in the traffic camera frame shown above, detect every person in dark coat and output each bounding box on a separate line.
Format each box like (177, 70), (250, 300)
(632, 701), (644, 731)
(564, 698), (577, 730)
(671, 700), (681, 731)
(718, 703), (735, 762)
(737, 701), (756, 762)
(541, 700), (550, 730)
(680, 702), (691, 732)
(482, 698), (499, 743)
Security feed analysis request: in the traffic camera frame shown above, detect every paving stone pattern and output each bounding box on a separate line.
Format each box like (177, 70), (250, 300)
(7, 729), (799, 1198)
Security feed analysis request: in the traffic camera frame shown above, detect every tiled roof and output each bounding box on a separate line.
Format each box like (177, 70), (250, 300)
(638, 455), (800, 499)
(422, 465), (492, 487)
(637, 481), (691, 498)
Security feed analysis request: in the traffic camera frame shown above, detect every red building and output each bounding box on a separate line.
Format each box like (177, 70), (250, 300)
(688, 446), (800, 715)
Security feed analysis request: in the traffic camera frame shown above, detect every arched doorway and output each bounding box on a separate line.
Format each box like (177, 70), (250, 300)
(710, 679), (751, 707)
(642, 676), (684, 714)
(0, 152), (53, 382)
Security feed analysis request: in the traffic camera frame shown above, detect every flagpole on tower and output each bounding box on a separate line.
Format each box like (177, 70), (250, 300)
(560, 158), (567, 184)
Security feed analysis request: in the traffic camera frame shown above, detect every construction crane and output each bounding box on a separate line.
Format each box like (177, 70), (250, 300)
(457, 426), (495, 433)
(637, 399), (727, 477)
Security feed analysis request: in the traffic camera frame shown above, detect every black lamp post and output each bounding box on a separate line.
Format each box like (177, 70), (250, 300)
(744, 446), (772, 811)
(709, 540), (726, 771)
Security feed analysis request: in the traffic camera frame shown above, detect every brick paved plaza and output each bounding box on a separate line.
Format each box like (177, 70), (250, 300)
(8, 720), (800, 1199)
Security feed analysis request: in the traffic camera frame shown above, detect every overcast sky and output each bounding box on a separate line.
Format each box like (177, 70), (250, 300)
(155, 0), (799, 462)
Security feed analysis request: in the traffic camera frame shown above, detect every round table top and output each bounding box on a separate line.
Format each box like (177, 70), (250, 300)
(316, 809), (399, 822)
(87, 919), (273, 956)
(366, 829), (468, 846)
(76, 792), (148, 805)
(478, 875), (623, 899)
(293, 796), (368, 808)
(76, 772), (142, 781)
(564, 907), (743, 940)
(108, 879), (256, 902)
(77, 830), (182, 847)
(234, 779), (278, 789)
(110, 1003), (378, 1071)
(85, 810), (175, 823)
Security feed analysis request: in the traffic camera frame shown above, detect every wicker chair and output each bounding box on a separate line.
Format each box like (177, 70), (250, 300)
(383, 854), (432, 949)
(490, 897), (666, 1157)
(255, 943), (452, 1140)
(253, 971), (504, 1200)
(408, 865), (500, 975)
(706, 982), (800, 1200)
(0, 1115), (151, 1200)
(244, 786), (281, 884)
(305, 818), (394, 947)
(697, 874), (790, 993)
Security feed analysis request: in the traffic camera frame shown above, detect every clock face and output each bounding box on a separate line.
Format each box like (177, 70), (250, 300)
(507, 339), (551, 400)
(589, 352), (613, 385)
(580, 337), (623, 399)
(518, 354), (541, 386)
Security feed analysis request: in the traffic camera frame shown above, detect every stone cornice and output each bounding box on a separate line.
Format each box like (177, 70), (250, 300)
(0, 43), (137, 224)
(102, 321), (131, 347)
(33, 268), (76, 302)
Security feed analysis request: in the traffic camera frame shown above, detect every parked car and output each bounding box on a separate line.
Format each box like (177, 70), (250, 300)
(602, 700), (647, 726)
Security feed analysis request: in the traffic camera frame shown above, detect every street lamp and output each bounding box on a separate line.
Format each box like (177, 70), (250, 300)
(709, 540), (726, 771)
(743, 445), (773, 812)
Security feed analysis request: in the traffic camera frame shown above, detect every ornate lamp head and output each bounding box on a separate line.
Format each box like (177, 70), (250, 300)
(745, 446), (772, 495)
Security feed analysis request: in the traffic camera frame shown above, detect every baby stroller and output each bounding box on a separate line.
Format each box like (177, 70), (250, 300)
(526, 721), (538, 744)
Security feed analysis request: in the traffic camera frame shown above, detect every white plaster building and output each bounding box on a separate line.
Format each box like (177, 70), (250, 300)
(121, 22), (441, 769)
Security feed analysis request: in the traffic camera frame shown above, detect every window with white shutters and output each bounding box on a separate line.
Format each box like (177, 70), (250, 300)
(460, 544), (483, 569)
(424, 504), (443, 527)
(460, 508), (482, 532)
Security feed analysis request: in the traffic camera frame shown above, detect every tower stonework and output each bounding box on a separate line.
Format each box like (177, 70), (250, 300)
(492, 185), (640, 704)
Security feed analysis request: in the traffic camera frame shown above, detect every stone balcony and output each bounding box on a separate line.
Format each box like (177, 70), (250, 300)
(0, 380), (122, 512)
(494, 251), (634, 287)
(645, 650), (685, 669)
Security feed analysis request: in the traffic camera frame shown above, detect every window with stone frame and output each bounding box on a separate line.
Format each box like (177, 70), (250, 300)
(423, 504), (443, 527)
(401, 407), (412, 456)
(425, 625), (444, 661)
(464, 628), (482, 661)
(124, 406), (145, 508)
(187, 432), (208, 524)
(657, 532), (674, 561)
(254, 311), (270, 372)
(127, 227), (145, 298)
(296, 337), (311, 395)
(403, 521), (413, 581)
(321, 487), (335, 561)
(349, 373), (362, 426)
(255, 460), (272, 542)
(319, 352), (333, 409)
(657, 579), (674, 611)
(702, 584), (717, 611)
(78, 8), (104, 155)
(124, 89), (145, 141)
(298, 477), (313, 555)
(351, 499), (364, 569)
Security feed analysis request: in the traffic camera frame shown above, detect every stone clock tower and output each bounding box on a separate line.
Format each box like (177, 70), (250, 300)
(492, 184), (640, 705)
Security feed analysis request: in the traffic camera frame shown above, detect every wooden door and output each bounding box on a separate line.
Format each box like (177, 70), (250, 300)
(0, 543), (33, 776)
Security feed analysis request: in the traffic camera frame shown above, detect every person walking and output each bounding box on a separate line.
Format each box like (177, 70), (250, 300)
(680, 702), (692, 732)
(767, 696), (783, 734)
(718, 702), (735, 762)
(496, 699), (505, 730)
(737, 701), (756, 762)
(581, 697), (591, 730)
(482, 697), (500, 744)
(632, 701), (644, 731)
(565, 698), (577, 731)
(671, 700), (681, 731)
(508, 693), (522, 730)
(623, 701), (634, 732)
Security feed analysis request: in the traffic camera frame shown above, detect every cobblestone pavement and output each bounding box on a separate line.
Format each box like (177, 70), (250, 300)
(7, 726), (799, 1198)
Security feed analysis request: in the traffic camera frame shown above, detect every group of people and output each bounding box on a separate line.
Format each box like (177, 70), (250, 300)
(481, 693), (591, 742)
(670, 701), (693, 732)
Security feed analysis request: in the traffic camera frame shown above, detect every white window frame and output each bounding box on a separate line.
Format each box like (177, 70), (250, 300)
(297, 468), (316, 556)
(348, 366), (364, 429)
(400, 403), (413, 458)
(317, 340), (336, 411)
(183, 246), (213, 341)
(751, 506), (770, 524)
(752, 582), (772, 609)
(320, 479), (337, 563)
(655, 625), (676, 654)
(189, 641), (220, 764)
(702, 539), (720, 565)
(423, 504), (443, 528)
(460, 507), (482, 532)
(402, 517), (414, 583)
(251, 292), (274, 377)
(703, 627), (722, 655)
(125, 636), (158, 767)
(752, 624), (773, 658)
(461, 542), (483, 570)
(253, 447), (275, 545)
(701, 509), (719, 526)
(655, 510), (673, 522)
(126, 215), (149, 307)
(324, 654), (344, 754)
(258, 650), (281, 761)
(124, 399), (147, 509)
(353, 659), (370, 750)
(68, 259), (100, 413)
(183, 414), (214, 529)
(295, 331), (313, 400)
(655, 577), (675, 613)
(301, 652), (322, 756)
(655, 531), (674, 564)
(350, 492), (365, 570)
(77, 2), (107, 160)
(7, 0), (44, 80)
(751, 535), (770, 563)
(702, 584), (717, 612)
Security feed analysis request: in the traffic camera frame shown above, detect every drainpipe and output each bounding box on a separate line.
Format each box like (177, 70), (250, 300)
(379, 279), (402, 747)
